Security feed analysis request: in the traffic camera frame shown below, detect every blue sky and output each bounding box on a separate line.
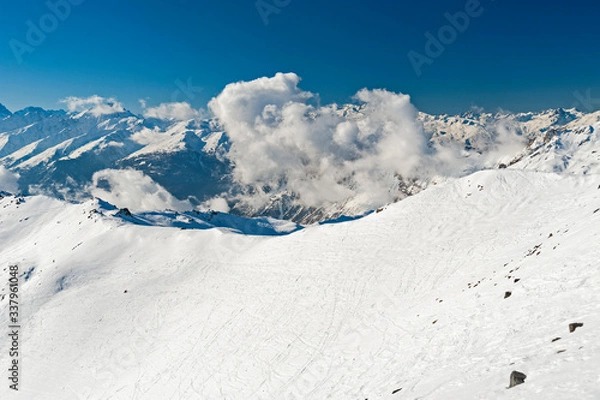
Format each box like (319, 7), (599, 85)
(0, 0), (599, 115)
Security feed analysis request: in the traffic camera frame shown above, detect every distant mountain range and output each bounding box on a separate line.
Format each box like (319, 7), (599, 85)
(1, 102), (599, 223)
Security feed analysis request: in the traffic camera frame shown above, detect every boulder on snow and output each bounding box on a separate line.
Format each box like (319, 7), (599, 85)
(569, 322), (584, 333)
(509, 371), (527, 388)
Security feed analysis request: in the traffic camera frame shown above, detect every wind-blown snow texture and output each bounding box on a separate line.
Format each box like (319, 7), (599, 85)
(0, 170), (599, 399)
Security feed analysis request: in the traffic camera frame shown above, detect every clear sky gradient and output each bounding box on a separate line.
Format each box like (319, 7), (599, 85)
(1, 0), (599, 115)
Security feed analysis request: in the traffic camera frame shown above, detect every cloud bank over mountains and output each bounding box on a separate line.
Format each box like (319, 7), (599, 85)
(205, 73), (528, 212)
(2, 72), (589, 221)
(209, 73), (433, 210)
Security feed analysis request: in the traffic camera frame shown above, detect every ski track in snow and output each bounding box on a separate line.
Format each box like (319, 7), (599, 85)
(0, 170), (599, 399)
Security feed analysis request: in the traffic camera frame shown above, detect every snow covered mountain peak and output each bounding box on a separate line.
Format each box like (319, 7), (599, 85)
(12, 106), (62, 117)
(0, 103), (11, 118)
(69, 108), (138, 121)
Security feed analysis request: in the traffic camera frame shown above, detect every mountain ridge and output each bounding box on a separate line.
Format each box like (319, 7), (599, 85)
(0, 101), (599, 223)
(1, 168), (598, 398)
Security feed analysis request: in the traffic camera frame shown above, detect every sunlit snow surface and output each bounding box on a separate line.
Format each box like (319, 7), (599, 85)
(1, 169), (599, 399)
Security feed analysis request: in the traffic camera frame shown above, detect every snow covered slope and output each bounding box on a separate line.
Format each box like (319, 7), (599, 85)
(1, 169), (598, 399)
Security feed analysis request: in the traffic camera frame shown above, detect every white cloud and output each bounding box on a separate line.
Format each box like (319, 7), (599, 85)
(61, 95), (125, 117)
(203, 197), (230, 213)
(484, 119), (527, 166)
(0, 166), (19, 193)
(208, 72), (431, 211)
(88, 169), (192, 212)
(142, 102), (205, 121)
